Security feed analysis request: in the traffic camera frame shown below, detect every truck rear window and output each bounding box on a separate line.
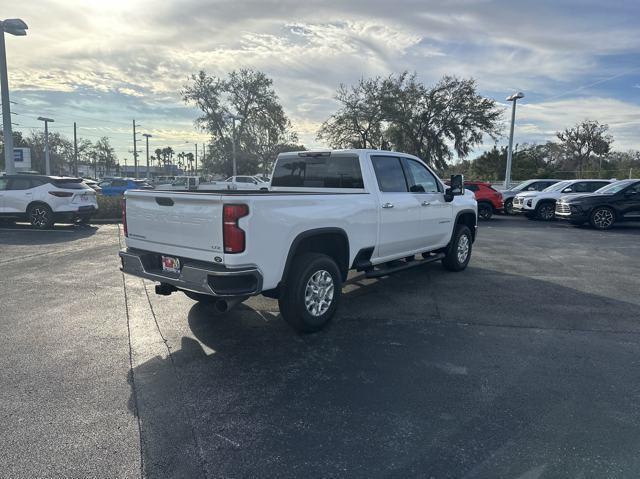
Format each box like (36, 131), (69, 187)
(271, 154), (364, 189)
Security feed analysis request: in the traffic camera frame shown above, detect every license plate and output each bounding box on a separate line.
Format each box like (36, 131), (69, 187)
(161, 255), (181, 273)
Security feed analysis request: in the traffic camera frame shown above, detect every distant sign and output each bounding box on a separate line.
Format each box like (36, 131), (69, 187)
(13, 148), (31, 169)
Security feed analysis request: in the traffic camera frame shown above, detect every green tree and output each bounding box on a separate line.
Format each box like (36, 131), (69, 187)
(182, 69), (299, 176)
(556, 120), (613, 178)
(317, 77), (389, 149)
(89, 137), (117, 177)
(317, 72), (503, 170)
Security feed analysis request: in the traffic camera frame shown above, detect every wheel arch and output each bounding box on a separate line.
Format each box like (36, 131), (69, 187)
(26, 200), (52, 213)
(454, 209), (477, 242)
(281, 228), (351, 285)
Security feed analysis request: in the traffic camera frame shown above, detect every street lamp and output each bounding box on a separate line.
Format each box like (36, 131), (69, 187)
(37, 116), (54, 175)
(223, 112), (244, 177)
(504, 91), (524, 189)
(0, 18), (28, 175)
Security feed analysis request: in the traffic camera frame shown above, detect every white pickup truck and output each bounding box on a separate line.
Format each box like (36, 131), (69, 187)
(120, 150), (477, 332)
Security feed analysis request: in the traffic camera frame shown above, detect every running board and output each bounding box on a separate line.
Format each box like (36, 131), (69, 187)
(365, 253), (445, 278)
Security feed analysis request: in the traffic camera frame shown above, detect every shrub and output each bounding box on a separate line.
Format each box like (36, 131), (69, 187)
(95, 195), (123, 220)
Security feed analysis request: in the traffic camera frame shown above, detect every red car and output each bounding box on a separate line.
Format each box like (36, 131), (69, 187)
(464, 181), (503, 220)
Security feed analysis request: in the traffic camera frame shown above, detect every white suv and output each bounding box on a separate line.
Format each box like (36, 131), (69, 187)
(513, 179), (612, 220)
(0, 175), (98, 229)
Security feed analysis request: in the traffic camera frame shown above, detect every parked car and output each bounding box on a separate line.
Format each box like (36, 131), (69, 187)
(555, 179), (640, 229)
(500, 179), (562, 214)
(98, 178), (154, 196)
(0, 175), (98, 228)
(512, 179), (612, 220)
(120, 149), (477, 333)
(224, 175), (270, 190)
(82, 179), (102, 194)
(463, 181), (503, 220)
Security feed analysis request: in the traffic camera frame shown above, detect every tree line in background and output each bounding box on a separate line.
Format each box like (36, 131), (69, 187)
(2, 68), (637, 181)
(0, 130), (117, 176)
(444, 120), (639, 181)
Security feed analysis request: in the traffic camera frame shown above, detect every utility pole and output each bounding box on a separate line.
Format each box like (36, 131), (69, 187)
(194, 143), (198, 176)
(37, 116), (54, 175)
(132, 119), (139, 179)
(142, 133), (152, 180)
(73, 122), (78, 176)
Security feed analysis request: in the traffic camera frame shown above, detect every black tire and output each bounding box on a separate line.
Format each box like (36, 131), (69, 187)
(535, 202), (556, 221)
(504, 198), (515, 215)
(28, 203), (54, 229)
(478, 202), (493, 220)
(278, 253), (342, 333)
(589, 206), (616, 230)
(442, 224), (473, 272)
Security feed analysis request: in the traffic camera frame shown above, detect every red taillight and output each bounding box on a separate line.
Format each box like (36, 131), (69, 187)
(49, 191), (73, 197)
(122, 197), (128, 237)
(223, 204), (249, 254)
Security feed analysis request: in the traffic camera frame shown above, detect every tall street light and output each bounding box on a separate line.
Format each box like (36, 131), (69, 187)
(37, 116), (54, 175)
(504, 91), (524, 189)
(223, 112), (244, 177)
(0, 18), (28, 175)
(142, 133), (152, 180)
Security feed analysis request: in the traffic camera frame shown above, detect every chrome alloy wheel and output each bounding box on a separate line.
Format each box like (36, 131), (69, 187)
(304, 270), (334, 317)
(457, 234), (470, 264)
(30, 207), (50, 228)
(593, 208), (614, 229)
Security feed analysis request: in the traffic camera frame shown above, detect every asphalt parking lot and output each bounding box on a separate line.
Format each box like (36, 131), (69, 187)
(1, 217), (640, 478)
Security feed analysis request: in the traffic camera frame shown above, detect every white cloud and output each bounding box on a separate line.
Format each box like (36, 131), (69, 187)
(5, 0), (640, 156)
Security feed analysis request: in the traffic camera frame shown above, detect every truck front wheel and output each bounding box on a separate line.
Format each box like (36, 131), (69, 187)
(442, 224), (473, 272)
(278, 253), (342, 333)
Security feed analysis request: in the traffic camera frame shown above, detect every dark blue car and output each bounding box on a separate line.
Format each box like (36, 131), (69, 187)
(97, 178), (154, 196)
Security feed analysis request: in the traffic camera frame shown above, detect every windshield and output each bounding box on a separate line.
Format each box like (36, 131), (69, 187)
(543, 180), (571, 192)
(595, 180), (634, 194)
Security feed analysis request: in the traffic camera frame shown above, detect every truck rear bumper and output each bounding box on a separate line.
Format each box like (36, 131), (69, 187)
(119, 248), (262, 297)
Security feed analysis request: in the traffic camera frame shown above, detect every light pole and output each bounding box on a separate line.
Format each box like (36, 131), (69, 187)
(142, 133), (152, 179)
(0, 18), (28, 175)
(37, 116), (54, 175)
(504, 92), (524, 189)
(224, 112), (244, 177)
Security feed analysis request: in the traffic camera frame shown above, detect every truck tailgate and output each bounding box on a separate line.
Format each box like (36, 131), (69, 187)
(125, 190), (225, 262)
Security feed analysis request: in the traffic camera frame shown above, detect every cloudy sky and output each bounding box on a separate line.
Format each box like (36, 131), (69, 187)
(4, 0), (640, 162)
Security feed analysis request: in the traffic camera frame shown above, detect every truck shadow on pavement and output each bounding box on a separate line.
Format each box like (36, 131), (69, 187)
(127, 266), (640, 479)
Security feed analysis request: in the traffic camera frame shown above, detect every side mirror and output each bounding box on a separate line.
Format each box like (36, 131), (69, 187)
(563, 187), (573, 193)
(527, 186), (536, 191)
(445, 174), (464, 202)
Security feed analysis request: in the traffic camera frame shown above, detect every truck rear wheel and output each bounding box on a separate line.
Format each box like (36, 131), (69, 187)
(442, 224), (472, 272)
(278, 253), (342, 333)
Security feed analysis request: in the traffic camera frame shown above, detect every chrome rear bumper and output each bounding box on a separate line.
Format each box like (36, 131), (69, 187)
(119, 249), (262, 297)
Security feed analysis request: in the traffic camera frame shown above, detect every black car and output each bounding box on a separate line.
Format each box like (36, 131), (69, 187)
(555, 179), (640, 230)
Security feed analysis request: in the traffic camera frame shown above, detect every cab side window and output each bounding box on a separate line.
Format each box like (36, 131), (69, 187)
(403, 159), (441, 193)
(371, 156), (407, 192)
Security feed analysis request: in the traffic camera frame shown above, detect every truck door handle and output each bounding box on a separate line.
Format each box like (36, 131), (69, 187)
(421, 201), (431, 206)
(382, 203), (394, 209)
